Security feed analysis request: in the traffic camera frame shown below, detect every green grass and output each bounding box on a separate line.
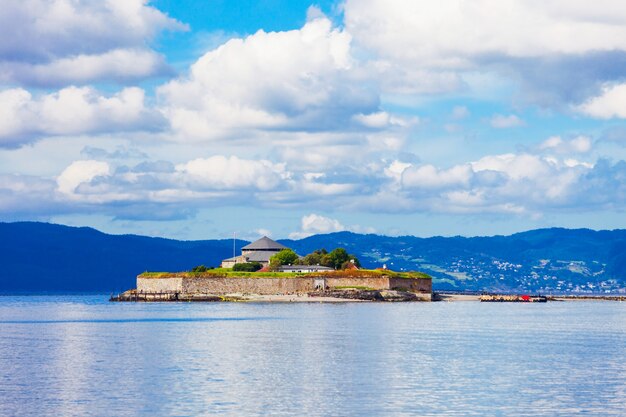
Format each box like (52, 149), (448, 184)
(138, 268), (432, 280)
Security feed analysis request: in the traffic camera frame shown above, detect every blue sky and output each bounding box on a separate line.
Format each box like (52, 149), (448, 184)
(1, 0), (626, 240)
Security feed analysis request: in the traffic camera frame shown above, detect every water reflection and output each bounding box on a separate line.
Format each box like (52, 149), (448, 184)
(0, 296), (625, 416)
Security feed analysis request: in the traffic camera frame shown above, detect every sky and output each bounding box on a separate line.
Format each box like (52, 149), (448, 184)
(2, 0), (626, 241)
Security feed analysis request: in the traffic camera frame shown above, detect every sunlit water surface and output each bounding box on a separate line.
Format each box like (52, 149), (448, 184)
(1, 296), (625, 416)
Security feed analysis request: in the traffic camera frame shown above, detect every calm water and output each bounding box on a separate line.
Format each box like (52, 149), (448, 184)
(0, 297), (625, 417)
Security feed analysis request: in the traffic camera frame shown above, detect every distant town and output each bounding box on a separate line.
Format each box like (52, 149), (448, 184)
(364, 246), (624, 294)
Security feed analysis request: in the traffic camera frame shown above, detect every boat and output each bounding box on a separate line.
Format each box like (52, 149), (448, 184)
(480, 294), (548, 302)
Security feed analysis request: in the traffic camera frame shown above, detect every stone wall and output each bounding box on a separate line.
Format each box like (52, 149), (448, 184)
(136, 275), (432, 295)
(325, 277), (389, 289)
(388, 277), (432, 293)
(183, 277), (315, 295)
(137, 277), (183, 293)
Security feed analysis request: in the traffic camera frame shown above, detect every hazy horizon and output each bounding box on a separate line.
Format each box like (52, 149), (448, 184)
(6, 219), (626, 242)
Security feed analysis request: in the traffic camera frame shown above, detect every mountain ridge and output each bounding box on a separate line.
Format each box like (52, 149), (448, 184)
(1, 221), (625, 293)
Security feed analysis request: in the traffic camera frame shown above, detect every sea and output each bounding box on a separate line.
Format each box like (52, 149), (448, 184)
(1, 296), (625, 417)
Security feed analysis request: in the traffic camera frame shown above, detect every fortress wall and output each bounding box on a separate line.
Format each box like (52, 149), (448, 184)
(388, 277), (432, 293)
(326, 277), (431, 293)
(136, 276), (432, 295)
(325, 277), (389, 290)
(182, 277), (315, 295)
(137, 277), (183, 293)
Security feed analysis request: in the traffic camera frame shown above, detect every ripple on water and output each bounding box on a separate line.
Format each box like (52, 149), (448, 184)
(0, 297), (625, 416)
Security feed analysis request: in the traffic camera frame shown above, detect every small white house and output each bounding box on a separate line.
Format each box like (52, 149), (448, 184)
(278, 265), (334, 273)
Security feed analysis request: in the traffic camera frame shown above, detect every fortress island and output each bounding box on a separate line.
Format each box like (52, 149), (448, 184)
(112, 236), (432, 302)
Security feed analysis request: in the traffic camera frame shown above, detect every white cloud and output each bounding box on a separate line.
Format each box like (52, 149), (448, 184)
(343, 0), (626, 103)
(289, 213), (346, 239)
(47, 155), (291, 209)
(384, 152), (618, 215)
(1, 49), (170, 87)
(175, 156), (286, 191)
(539, 136), (593, 154)
(289, 213), (377, 238)
(384, 160), (412, 182)
(402, 164), (473, 189)
(577, 83), (626, 119)
(490, 114), (525, 129)
(158, 17), (380, 140)
(1, 148), (625, 223)
(345, 0), (626, 64)
(471, 153), (550, 180)
(303, 214), (345, 233)
(255, 228), (273, 238)
(353, 112), (392, 128)
(57, 160), (111, 196)
(0, 0), (185, 86)
(0, 86), (163, 147)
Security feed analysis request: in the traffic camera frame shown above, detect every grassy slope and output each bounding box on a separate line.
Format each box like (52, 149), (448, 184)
(139, 268), (432, 280)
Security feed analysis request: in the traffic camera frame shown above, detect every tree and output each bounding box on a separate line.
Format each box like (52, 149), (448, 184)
(233, 262), (262, 272)
(324, 248), (361, 270)
(301, 249), (327, 265)
(326, 248), (349, 269)
(269, 249), (299, 271)
(300, 248), (360, 269)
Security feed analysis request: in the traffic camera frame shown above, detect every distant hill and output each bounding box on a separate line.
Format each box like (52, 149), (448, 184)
(0, 222), (240, 293)
(1, 222), (625, 294)
(284, 229), (626, 293)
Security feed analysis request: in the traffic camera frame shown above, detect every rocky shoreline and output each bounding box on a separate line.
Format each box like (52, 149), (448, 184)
(110, 288), (431, 302)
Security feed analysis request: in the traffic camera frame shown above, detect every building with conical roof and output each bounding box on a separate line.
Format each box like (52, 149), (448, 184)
(221, 236), (291, 268)
(241, 236), (288, 252)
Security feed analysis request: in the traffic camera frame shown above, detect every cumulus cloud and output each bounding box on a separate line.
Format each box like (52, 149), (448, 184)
(1, 49), (171, 87)
(48, 155), (290, 209)
(345, 0), (626, 63)
(1, 149), (626, 222)
(175, 156), (287, 191)
(289, 213), (375, 239)
(0, 86), (164, 147)
(57, 160), (111, 196)
(294, 213), (346, 237)
(539, 136), (593, 154)
(402, 165), (473, 189)
(158, 17), (380, 140)
(577, 83), (626, 119)
(389, 153), (605, 214)
(343, 0), (626, 104)
(0, 0), (185, 86)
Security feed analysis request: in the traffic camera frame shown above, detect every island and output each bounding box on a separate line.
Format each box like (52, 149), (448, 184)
(111, 236), (432, 302)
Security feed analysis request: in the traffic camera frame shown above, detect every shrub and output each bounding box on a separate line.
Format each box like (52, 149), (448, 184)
(232, 262), (263, 272)
(191, 265), (209, 273)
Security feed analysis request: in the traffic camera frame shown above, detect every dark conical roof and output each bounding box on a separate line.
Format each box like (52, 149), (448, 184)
(241, 236), (288, 251)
